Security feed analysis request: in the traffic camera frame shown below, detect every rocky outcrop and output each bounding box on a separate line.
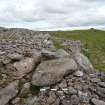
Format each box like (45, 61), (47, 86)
(0, 27), (105, 105)
(32, 58), (77, 86)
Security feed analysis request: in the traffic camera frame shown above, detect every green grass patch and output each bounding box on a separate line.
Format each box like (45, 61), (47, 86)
(51, 38), (65, 49)
(50, 29), (105, 71)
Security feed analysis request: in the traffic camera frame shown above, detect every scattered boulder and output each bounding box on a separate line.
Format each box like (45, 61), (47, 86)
(13, 57), (39, 79)
(32, 58), (77, 86)
(74, 53), (94, 73)
(0, 80), (19, 105)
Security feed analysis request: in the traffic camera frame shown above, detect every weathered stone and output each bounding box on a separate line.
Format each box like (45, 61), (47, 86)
(13, 57), (39, 79)
(8, 53), (23, 61)
(89, 73), (98, 78)
(32, 58), (77, 86)
(62, 98), (71, 105)
(2, 58), (11, 64)
(74, 53), (94, 73)
(24, 96), (39, 105)
(91, 98), (105, 105)
(58, 80), (67, 88)
(73, 70), (84, 77)
(68, 86), (77, 95)
(78, 91), (89, 103)
(0, 80), (19, 105)
(98, 82), (105, 88)
(46, 91), (58, 104)
(41, 49), (57, 60)
(20, 82), (31, 97)
(41, 49), (70, 60)
(12, 97), (20, 104)
(91, 78), (101, 83)
(0, 51), (5, 55)
(96, 87), (105, 96)
(70, 95), (80, 105)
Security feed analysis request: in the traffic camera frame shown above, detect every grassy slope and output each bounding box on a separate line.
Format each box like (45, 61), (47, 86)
(50, 29), (105, 71)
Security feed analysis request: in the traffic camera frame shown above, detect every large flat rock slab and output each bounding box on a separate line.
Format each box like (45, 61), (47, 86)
(32, 58), (77, 86)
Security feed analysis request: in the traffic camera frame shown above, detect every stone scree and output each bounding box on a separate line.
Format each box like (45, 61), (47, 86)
(0, 27), (105, 105)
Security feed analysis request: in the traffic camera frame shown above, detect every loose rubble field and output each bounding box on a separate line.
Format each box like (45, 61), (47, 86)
(0, 27), (105, 105)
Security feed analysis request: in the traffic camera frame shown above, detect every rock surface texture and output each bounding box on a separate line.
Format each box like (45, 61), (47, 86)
(0, 27), (105, 105)
(32, 58), (77, 86)
(0, 80), (19, 105)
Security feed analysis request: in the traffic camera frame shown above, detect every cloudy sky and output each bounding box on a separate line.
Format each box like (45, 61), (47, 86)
(0, 0), (105, 30)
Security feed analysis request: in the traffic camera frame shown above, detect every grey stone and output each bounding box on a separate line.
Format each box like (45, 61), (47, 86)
(96, 87), (105, 94)
(12, 97), (20, 104)
(0, 51), (5, 55)
(41, 49), (70, 60)
(2, 58), (11, 64)
(58, 80), (67, 88)
(73, 70), (84, 77)
(46, 91), (59, 105)
(32, 58), (77, 86)
(75, 53), (94, 73)
(25, 96), (39, 105)
(0, 80), (19, 105)
(98, 82), (105, 88)
(8, 53), (23, 61)
(70, 95), (80, 105)
(78, 91), (89, 103)
(20, 82), (31, 97)
(13, 57), (39, 79)
(41, 49), (57, 59)
(91, 78), (101, 83)
(89, 73), (98, 78)
(91, 98), (105, 105)
(68, 86), (77, 95)
(62, 98), (71, 105)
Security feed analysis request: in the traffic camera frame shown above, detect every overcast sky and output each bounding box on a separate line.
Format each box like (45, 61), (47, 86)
(0, 0), (105, 30)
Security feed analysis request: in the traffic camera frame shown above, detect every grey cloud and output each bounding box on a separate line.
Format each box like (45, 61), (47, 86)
(0, 0), (105, 30)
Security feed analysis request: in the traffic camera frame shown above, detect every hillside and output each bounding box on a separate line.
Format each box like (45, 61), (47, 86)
(51, 29), (105, 71)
